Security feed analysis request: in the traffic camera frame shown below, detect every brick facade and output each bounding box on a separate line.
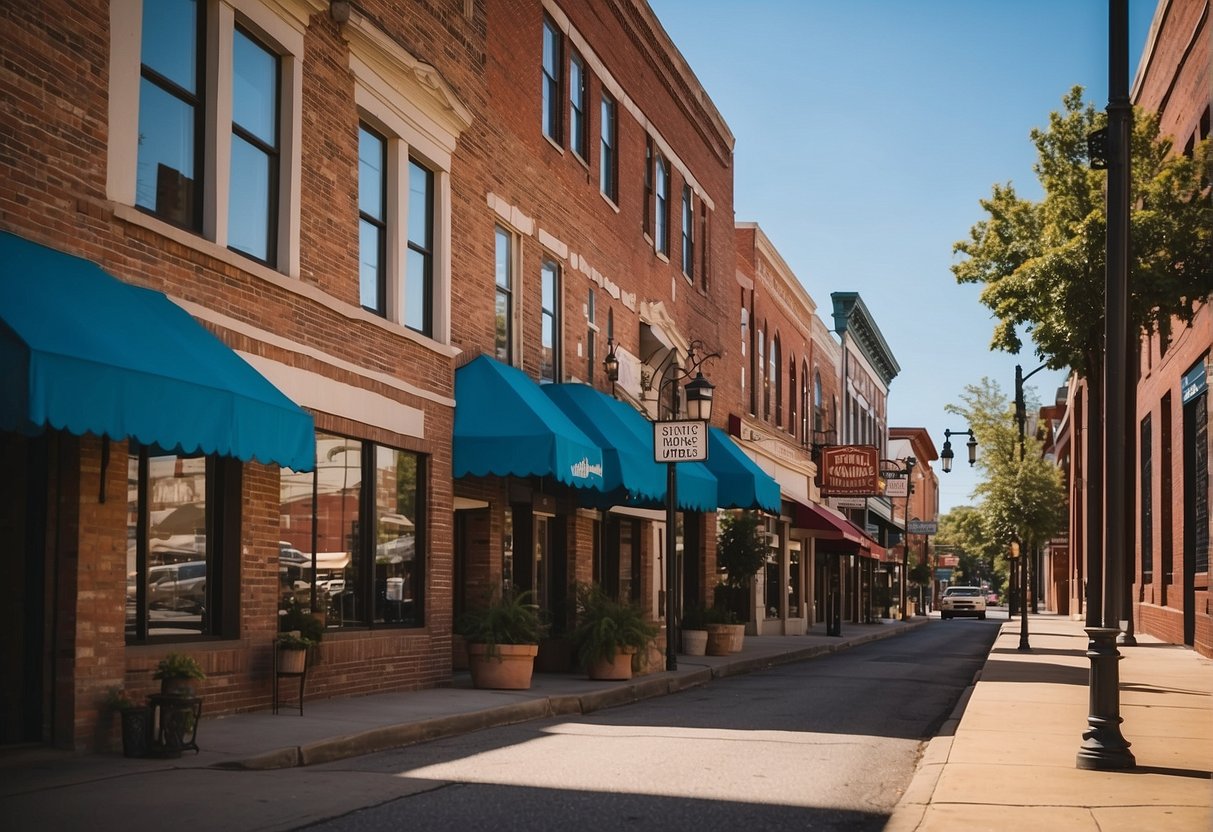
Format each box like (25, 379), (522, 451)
(1, 0), (902, 752)
(1130, 0), (1212, 658)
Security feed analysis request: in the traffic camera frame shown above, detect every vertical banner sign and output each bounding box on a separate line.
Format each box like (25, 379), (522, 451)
(820, 445), (880, 495)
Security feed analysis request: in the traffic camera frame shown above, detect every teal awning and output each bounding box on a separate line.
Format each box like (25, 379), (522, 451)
(542, 383), (665, 505)
(453, 355), (605, 490)
(0, 232), (316, 471)
(706, 428), (781, 512)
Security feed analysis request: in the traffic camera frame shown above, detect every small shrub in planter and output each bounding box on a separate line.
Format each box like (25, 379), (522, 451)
(455, 590), (546, 689)
(153, 653), (206, 697)
(571, 583), (658, 679)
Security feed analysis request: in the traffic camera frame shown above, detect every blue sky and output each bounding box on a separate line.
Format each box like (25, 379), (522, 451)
(647, 0), (1159, 514)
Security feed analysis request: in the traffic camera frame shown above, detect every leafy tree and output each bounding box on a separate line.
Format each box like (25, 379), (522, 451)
(944, 378), (1066, 588)
(936, 506), (1006, 593)
(952, 85), (1211, 378)
(951, 87), (1208, 612)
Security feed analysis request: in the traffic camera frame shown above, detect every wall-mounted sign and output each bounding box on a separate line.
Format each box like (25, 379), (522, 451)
(819, 445), (880, 495)
(1182, 360), (1208, 404)
(907, 519), (938, 535)
(654, 420), (708, 463)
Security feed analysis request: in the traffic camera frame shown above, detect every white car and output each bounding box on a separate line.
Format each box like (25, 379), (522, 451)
(940, 586), (987, 620)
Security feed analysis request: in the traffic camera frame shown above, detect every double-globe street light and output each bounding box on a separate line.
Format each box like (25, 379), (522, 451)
(938, 428), (977, 609)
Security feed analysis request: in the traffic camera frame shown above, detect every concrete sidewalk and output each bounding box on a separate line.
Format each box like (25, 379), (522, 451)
(888, 614), (1213, 832)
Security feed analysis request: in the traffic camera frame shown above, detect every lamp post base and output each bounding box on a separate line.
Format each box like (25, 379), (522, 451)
(1075, 627), (1134, 771)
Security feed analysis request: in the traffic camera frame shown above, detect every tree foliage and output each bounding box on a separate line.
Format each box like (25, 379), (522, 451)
(952, 86), (1212, 380)
(942, 378), (1066, 577)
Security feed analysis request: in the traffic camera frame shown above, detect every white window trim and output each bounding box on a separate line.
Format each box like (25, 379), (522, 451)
(108, 0), (313, 276)
(346, 10), (471, 345)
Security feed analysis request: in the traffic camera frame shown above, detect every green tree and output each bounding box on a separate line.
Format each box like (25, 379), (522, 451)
(952, 86), (1210, 378)
(944, 378), (1066, 585)
(951, 87), (1207, 612)
(936, 506), (1006, 593)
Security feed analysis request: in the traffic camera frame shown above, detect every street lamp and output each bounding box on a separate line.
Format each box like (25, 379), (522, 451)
(602, 337), (620, 384)
(1014, 362), (1048, 652)
(881, 456), (916, 621)
(939, 428), (977, 474)
(655, 341), (718, 672)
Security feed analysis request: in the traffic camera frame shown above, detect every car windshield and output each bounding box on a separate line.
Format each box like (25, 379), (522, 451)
(945, 588), (981, 597)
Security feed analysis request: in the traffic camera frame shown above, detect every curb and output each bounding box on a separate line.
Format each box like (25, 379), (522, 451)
(222, 620), (927, 771)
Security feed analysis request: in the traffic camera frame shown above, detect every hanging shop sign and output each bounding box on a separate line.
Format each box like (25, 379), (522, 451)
(819, 445), (880, 495)
(654, 420), (708, 463)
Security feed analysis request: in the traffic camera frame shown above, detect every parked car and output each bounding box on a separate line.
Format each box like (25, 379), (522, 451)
(147, 560), (207, 612)
(940, 586), (987, 620)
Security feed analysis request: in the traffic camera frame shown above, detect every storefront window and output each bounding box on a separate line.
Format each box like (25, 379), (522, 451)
(126, 447), (237, 642)
(279, 433), (425, 630)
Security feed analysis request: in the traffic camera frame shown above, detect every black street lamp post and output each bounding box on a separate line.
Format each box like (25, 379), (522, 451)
(1077, 0), (1134, 771)
(1014, 362), (1048, 652)
(654, 343), (717, 672)
(881, 456), (916, 621)
(939, 428), (977, 609)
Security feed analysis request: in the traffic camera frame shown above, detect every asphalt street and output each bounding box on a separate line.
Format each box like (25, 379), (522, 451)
(298, 620), (999, 832)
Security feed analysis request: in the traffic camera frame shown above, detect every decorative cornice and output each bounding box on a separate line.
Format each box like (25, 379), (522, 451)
(831, 292), (900, 385)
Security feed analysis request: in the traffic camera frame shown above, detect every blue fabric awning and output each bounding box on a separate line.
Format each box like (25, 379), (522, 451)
(540, 382), (716, 512)
(0, 232), (316, 471)
(542, 383), (665, 505)
(453, 355), (605, 490)
(706, 427), (781, 512)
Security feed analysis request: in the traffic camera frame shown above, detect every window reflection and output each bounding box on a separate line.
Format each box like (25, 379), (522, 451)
(127, 450), (209, 640)
(279, 434), (424, 630)
(137, 0), (200, 228)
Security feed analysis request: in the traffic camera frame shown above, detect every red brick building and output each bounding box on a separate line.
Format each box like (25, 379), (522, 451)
(1130, 0), (1211, 656)
(0, 0), (913, 754)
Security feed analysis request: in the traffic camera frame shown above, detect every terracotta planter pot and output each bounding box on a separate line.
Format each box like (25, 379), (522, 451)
(705, 624), (732, 656)
(466, 643), (538, 690)
(681, 629), (708, 656)
(585, 647), (636, 681)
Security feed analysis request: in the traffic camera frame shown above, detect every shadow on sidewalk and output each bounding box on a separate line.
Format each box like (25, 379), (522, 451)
(979, 659), (1088, 686)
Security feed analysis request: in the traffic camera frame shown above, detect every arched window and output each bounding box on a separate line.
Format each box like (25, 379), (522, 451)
(801, 359), (810, 444)
(756, 321), (765, 418)
(770, 335), (781, 426)
(813, 371), (824, 433)
(788, 357), (797, 438)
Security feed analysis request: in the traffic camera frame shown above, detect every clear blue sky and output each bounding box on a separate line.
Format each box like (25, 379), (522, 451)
(647, 0), (1159, 514)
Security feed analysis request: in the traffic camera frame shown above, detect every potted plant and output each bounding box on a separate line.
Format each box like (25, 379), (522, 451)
(681, 602), (709, 656)
(570, 583), (658, 681)
(275, 630), (314, 674)
(104, 687), (150, 758)
(454, 589), (545, 690)
(153, 653), (206, 697)
(280, 596), (324, 639)
(714, 510), (767, 647)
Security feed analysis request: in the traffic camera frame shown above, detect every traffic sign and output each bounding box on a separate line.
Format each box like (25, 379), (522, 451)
(653, 420), (708, 463)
